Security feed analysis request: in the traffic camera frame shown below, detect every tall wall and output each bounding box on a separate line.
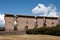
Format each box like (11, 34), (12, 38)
(37, 17), (44, 28)
(45, 17), (58, 27)
(27, 17), (35, 29)
(16, 15), (35, 31)
(4, 14), (59, 32)
(5, 14), (15, 32)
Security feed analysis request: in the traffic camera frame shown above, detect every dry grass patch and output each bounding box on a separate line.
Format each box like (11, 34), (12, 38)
(0, 34), (60, 40)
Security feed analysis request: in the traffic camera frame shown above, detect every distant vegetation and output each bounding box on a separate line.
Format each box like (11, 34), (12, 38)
(26, 24), (60, 36)
(0, 27), (5, 31)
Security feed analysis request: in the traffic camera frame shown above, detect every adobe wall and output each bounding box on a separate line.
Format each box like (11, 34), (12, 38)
(27, 17), (35, 29)
(37, 17), (44, 28)
(5, 14), (15, 32)
(4, 14), (59, 32)
(45, 17), (58, 27)
(16, 15), (35, 31)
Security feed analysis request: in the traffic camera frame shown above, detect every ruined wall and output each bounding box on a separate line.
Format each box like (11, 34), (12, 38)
(4, 14), (59, 32)
(5, 15), (14, 32)
(46, 18), (58, 27)
(37, 17), (44, 28)
(27, 18), (35, 29)
(16, 15), (35, 31)
(17, 17), (27, 31)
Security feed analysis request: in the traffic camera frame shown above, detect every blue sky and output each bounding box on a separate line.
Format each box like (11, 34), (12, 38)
(0, 0), (60, 16)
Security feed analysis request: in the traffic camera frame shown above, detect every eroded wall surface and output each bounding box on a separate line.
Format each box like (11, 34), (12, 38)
(17, 16), (35, 31)
(46, 18), (58, 27)
(5, 16), (14, 32)
(37, 17), (44, 28)
(5, 14), (59, 32)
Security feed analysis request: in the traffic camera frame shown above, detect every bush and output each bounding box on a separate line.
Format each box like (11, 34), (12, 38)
(26, 28), (39, 34)
(55, 24), (60, 36)
(26, 24), (60, 36)
(26, 29), (33, 34)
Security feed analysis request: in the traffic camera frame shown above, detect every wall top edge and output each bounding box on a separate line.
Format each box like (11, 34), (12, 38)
(4, 14), (58, 19)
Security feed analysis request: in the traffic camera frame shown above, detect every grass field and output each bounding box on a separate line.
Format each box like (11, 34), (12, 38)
(0, 34), (60, 40)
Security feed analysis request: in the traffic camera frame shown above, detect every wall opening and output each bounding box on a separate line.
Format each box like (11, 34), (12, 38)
(14, 20), (17, 31)
(25, 25), (28, 30)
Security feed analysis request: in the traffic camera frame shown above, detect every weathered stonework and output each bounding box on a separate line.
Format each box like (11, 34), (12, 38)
(5, 14), (15, 32)
(4, 14), (59, 32)
(45, 17), (58, 27)
(16, 15), (35, 31)
(36, 16), (44, 28)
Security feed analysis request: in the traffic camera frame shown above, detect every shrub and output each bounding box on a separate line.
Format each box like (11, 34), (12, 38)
(26, 24), (60, 36)
(26, 28), (39, 34)
(26, 29), (32, 34)
(55, 24), (60, 36)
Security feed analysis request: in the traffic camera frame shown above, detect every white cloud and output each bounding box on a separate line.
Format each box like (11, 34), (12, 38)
(0, 14), (5, 27)
(32, 4), (59, 17)
(48, 11), (58, 17)
(47, 4), (56, 11)
(32, 4), (48, 14)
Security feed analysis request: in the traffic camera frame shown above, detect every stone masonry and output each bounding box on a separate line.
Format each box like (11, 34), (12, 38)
(36, 16), (44, 28)
(5, 14), (15, 32)
(16, 15), (35, 31)
(4, 14), (59, 32)
(45, 17), (58, 27)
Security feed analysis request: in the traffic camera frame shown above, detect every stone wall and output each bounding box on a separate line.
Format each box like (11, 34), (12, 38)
(37, 17), (44, 28)
(5, 14), (15, 32)
(16, 15), (35, 31)
(46, 18), (58, 27)
(4, 14), (59, 32)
